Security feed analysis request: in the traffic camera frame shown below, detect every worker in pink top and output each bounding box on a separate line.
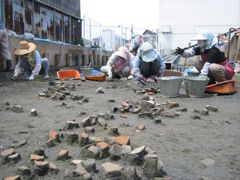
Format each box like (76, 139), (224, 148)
(100, 46), (134, 79)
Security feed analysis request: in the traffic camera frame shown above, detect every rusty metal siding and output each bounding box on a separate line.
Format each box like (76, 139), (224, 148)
(3, 0), (81, 43)
(34, 3), (41, 38)
(39, 0), (80, 18)
(55, 11), (64, 42)
(72, 19), (82, 43)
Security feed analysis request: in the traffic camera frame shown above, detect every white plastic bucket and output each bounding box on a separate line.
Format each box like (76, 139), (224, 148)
(157, 76), (183, 97)
(80, 68), (93, 76)
(183, 76), (209, 97)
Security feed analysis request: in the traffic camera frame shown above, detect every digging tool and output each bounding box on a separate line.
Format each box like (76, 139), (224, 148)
(183, 42), (191, 71)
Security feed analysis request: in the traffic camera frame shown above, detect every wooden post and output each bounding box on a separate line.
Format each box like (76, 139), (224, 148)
(77, 55), (82, 66)
(55, 54), (61, 66)
(66, 53), (72, 67)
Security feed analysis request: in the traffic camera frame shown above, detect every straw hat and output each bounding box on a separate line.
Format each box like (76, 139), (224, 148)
(14, 41), (36, 55)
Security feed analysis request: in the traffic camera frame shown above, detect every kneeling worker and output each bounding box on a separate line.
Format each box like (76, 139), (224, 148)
(11, 41), (49, 80)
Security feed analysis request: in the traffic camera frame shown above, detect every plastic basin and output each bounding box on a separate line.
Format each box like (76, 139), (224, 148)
(183, 76), (209, 97)
(57, 70), (80, 79)
(157, 76), (183, 97)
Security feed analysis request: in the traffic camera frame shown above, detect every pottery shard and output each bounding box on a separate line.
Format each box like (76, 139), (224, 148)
(80, 132), (90, 146)
(30, 154), (44, 161)
(13, 139), (27, 148)
(18, 166), (31, 176)
(85, 127), (95, 134)
(137, 124), (145, 130)
(57, 150), (69, 160)
(98, 118), (107, 127)
(11, 105), (24, 113)
(4, 175), (21, 180)
(110, 144), (122, 160)
(82, 159), (97, 173)
(143, 154), (158, 178)
(104, 137), (116, 145)
(123, 166), (140, 180)
(33, 161), (49, 176)
(128, 146), (146, 165)
(8, 153), (21, 163)
(109, 126), (119, 135)
(30, 108), (38, 116)
(49, 131), (60, 142)
(73, 163), (92, 179)
(166, 101), (179, 109)
(201, 109), (209, 115)
(63, 121), (80, 130)
(80, 117), (92, 127)
(122, 145), (132, 155)
(101, 162), (123, 179)
(83, 146), (99, 159)
(1, 148), (15, 157)
(104, 112), (115, 120)
(97, 142), (109, 158)
(205, 105), (218, 112)
(114, 136), (130, 145)
(132, 105), (142, 113)
(66, 132), (79, 143)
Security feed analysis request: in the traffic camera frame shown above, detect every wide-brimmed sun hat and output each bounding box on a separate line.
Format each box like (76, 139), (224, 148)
(14, 41), (36, 55)
(191, 34), (207, 41)
(115, 46), (129, 60)
(138, 42), (157, 62)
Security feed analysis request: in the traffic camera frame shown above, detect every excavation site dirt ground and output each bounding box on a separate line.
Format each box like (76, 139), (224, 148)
(0, 70), (240, 180)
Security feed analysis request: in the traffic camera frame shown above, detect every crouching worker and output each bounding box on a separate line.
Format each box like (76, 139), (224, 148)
(100, 46), (134, 79)
(175, 30), (234, 84)
(11, 41), (49, 80)
(132, 42), (166, 83)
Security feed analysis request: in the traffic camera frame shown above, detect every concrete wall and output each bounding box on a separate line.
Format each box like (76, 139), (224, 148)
(5, 36), (112, 69)
(158, 0), (240, 53)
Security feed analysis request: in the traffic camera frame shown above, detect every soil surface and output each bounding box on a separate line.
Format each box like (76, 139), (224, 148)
(0, 71), (240, 180)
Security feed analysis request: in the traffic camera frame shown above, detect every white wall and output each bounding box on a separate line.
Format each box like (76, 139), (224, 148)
(158, 0), (240, 53)
(102, 29), (116, 51)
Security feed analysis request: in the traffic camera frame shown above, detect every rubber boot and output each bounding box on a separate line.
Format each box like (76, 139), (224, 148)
(4, 60), (13, 72)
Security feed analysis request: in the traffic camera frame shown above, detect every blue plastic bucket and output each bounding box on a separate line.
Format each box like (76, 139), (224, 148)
(229, 62), (234, 67)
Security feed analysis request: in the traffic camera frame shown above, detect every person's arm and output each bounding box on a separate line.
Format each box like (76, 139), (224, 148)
(200, 62), (210, 76)
(31, 50), (42, 76)
(131, 56), (142, 79)
(157, 54), (166, 75)
(13, 57), (23, 77)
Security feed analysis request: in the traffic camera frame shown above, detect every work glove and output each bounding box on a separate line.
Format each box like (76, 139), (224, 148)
(29, 74), (35, 80)
(10, 75), (18, 81)
(127, 75), (133, 80)
(174, 47), (185, 55)
(108, 71), (112, 79)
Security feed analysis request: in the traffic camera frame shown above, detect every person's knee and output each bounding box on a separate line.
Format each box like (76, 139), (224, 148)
(100, 66), (108, 74)
(122, 66), (130, 76)
(209, 64), (223, 73)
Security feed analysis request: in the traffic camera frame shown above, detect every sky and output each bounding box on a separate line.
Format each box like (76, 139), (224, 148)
(81, 0), (159, 39)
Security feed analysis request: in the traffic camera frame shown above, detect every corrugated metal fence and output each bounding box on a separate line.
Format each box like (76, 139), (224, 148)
(2, 0), (81, 44)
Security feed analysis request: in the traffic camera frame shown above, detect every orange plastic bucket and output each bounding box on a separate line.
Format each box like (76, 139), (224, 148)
(57, 70), (80, 80)
(205, 80), (236, 94)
